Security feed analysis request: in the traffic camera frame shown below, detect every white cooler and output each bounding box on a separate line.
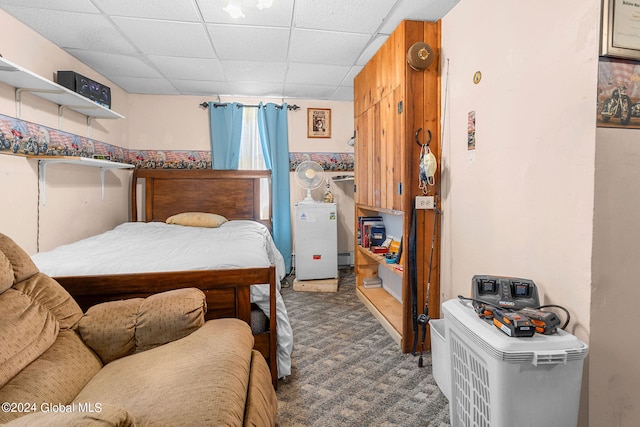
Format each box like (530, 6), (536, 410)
(440, 299), (588, 427)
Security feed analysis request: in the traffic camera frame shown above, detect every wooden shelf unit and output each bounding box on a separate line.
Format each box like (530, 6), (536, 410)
(353, 20), (442, 353)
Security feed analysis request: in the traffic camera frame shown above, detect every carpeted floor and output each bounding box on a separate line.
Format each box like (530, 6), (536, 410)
(275, 268), (450, 427)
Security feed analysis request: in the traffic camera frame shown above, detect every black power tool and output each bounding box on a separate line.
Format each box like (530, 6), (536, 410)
(492, 308), (536, 337)
(516, 307), (561, 335)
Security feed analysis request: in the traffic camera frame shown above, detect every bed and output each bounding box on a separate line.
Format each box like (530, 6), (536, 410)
(31, 168), (293, 386)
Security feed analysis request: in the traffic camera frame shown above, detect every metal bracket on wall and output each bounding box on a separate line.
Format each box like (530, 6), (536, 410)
(34, 157), (134, 206)
(57, 106), (97, 136)
(16, 87), (65, 119)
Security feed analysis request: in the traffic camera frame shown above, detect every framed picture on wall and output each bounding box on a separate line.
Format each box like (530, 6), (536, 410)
(601, 0), (640, 60)
(307, 108), (331, 138)
(596, 58), (640, 128)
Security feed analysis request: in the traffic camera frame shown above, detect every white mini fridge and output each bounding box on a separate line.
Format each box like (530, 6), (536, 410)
(294, 202), (338, 280)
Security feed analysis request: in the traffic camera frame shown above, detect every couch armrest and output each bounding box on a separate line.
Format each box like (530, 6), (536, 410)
(3, 403), (135, 426)
(78, 288), (206, 363)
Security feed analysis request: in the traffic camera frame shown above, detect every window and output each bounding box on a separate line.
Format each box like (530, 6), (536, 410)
(238, 107), (269, 219)
(238, 108), (266, 170)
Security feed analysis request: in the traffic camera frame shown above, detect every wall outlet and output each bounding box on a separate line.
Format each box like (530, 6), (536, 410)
(415, 196), (435, 209)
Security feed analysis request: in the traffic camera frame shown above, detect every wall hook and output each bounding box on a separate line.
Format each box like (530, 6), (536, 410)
(415, 128), (431, 147)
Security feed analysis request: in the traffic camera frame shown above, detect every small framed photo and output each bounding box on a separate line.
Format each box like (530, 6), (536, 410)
(307, 108), (331, 138)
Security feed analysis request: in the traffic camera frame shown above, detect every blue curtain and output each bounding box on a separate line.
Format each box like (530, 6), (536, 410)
(258, 102), (292, 272)
(208, 102), (243, 169)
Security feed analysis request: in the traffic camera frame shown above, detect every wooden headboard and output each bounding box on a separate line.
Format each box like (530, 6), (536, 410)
(131, 169), (272, 230)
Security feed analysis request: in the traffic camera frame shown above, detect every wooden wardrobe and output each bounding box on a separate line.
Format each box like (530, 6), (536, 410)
(353, 20), (441, 353)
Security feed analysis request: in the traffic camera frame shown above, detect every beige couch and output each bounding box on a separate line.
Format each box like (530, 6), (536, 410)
(0, 233), (277, 426)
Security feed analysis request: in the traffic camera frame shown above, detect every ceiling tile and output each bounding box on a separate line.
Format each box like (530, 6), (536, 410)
(108, 76), (180, 95)
(147, 55), (225, 80)
(0, 0), (98, 13)
(286, 63), (352, 86)
(227, 81), (285, 97)
(91, 0), (201, 21)
(207, 24), (289, 61)
(170, 79), (232, 96)
(0, 6), (137, 54)
(342, 66), (363, 87)
(65, 49), (163, 78)
(289, 28), (370, 66)
(222, 60), (287, 83)
(112, 17), (215, 58)
(294, 0), (396, 34)
(197, 0), (294, 27)
(284, 83), (340, 100)
(332, 86), (355, 101)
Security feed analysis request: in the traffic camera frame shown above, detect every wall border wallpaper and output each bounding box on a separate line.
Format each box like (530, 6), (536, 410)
(0, 114), (353, 172)
(288, 152), (354, 172)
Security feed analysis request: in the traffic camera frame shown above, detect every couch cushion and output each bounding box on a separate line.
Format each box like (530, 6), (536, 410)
(14, 273), (84, 330)
(0, 234), (39, 293)
(75, 319), (255, 426)
(3, 403), (136, 426)
(135, 287), (206, 352)
(79, 298), (143, 364)
(244, 350), (278, 426)
(0, 330), (102, 424)
(79, 288), (206, 364)
(0, 288), (58, 389)
(0, 251), (12, 294)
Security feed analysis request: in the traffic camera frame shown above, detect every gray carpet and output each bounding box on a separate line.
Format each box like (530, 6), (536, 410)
(276, 268), (451, 427)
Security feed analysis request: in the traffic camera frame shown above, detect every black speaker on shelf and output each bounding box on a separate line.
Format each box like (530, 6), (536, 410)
(57, 71), (111, 109)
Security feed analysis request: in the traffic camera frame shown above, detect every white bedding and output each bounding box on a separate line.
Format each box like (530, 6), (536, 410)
(32, 220), (293, 378)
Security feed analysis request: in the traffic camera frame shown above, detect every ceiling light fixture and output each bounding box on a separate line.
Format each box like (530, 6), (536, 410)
(256, 0), (274, 10)
(223, 0), (245, 19)
(224, 0), (274, 19)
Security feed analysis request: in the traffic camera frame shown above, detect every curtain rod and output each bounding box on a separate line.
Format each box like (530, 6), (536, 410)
(199, 102), (300, 111)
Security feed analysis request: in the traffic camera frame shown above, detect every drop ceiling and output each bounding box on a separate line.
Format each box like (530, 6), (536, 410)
(0, 0), (459, 101)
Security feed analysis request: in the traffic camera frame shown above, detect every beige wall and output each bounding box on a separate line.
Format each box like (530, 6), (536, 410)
(0, 9), (130, 253)
(441, 0), (600, 425)
(0, 10), (355, 258)
(592, 130), (640, 426)
(128, 95), (356, 258)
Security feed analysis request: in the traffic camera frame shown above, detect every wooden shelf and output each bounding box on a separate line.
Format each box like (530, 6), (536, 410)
(357, 204), (403, 216)
(356, 246), (403, 277)
(0, 57), (124, 120)
(356, 284), (402, 346)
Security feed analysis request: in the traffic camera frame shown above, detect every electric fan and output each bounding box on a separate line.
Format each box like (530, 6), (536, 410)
(295, 161), (324, 203)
